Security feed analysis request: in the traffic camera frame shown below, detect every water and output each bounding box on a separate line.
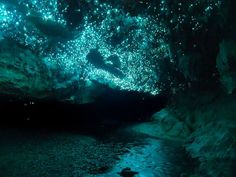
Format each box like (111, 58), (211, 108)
(0, 127), (195, 177)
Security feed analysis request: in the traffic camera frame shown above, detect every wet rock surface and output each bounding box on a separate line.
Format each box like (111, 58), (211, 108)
(130, 109), (191, 141)
(117, 167), (138, 177)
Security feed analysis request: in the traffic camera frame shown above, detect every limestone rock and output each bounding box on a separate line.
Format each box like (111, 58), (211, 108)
(0, 40), (52, 98)
(217, 40), (236, 94)
(130, 109), (191, 141)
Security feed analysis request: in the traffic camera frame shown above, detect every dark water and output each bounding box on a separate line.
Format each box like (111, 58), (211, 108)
(0, 127), (196, 177)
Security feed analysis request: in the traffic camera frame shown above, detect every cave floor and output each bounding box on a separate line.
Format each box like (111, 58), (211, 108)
(0, 124), (195, 177)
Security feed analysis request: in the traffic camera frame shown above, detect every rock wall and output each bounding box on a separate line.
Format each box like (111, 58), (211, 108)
(217, 40), (236, 94)
(0, 40), (52, 99)
(168, 90), (236, 177)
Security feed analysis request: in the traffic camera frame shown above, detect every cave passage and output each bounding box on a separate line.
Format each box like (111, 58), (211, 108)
(0, 90), (167, 130)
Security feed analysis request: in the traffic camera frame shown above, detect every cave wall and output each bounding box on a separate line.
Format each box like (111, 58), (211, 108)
(217, 40), (236, 94)
(0, 40), (52, 98)
(166, 90), (236, 177)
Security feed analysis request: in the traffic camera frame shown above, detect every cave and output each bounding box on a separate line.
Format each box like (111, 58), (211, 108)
(0, 0), (235, 177)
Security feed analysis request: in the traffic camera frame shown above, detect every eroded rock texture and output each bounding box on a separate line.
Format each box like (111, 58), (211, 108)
(217, 40), (236, 94)
(168, 91), (236, 177)
(0, 40), (52, 98)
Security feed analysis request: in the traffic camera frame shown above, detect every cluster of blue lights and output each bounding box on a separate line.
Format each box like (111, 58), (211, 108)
(0, 0), (224, 96)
